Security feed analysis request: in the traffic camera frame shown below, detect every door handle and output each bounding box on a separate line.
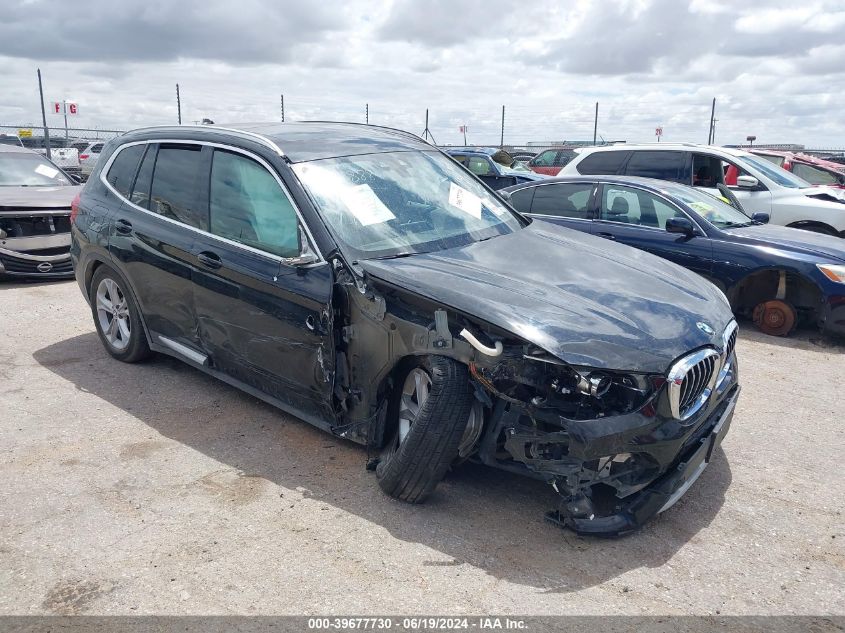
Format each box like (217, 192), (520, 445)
(115, 219), (133, 234)
(596, 232), (616, 240)
(197, 251), (222, 269)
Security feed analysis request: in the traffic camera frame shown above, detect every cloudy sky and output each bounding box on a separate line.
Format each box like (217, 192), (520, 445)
(1, 0), (844, 147)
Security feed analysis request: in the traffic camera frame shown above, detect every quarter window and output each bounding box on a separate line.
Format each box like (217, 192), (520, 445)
(530, 183), (593, 219)
(130, 144), (156, 209)
(209, 149), (300, 258)
(148, 144), (205, 229)
(625, 151), (686, 183)
(507, 187), (535, 213)
(105, 144), (144, 198)
(576, 151), (629, 175)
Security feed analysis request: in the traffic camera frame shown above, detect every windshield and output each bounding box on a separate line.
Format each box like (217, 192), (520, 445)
(502, 162), (532, 173)
(739, 154), (811, 189)
(660, 183), (754, 228)
(293, 150), (523, 261)
(0, 153), (73, 186)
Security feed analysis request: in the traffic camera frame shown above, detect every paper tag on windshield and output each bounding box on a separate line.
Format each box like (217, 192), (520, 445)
(341, 184), (395, 226)
(449, 182), (482, 219)
(35, 164), (59, 178)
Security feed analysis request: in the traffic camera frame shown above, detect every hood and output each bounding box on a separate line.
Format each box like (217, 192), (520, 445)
(360, 221), (733, 373)
(803, 186), (845, 204)
(0, 185), (81, 210)
(513, 171), (547, 182)
(723, 223), (845, 263)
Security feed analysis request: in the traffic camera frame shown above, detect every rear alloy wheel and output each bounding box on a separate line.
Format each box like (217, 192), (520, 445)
(376, 356), (474, 503)
(90, 266), (152, 363)
(753, 299), (797, 337)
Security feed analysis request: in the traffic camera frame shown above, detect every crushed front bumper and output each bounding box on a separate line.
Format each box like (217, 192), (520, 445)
(551, 385), (740, 537)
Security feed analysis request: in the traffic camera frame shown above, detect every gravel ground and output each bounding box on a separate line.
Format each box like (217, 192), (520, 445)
(0, 279), (843, 616)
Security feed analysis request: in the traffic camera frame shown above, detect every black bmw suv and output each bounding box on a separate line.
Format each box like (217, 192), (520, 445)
(71, 123), (740, 537)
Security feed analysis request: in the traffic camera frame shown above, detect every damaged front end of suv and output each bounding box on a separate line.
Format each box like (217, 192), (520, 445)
(332, 240), (740, 537)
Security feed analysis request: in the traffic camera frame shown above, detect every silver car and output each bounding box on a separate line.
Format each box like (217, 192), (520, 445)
(71, 140), (106, 177)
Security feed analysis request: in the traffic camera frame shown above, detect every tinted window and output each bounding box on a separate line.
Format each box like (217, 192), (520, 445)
(130, 144), (156, 209)
(91, 143), (104, 153)
(531, 183), (594, 219)
(600, 185), (684, 229)
(209, 150), (299, 258)
(507, 187), (535, 213)
(576, 151), (629, 175)
(692, 154), (721, 187)
(625, 151), (686, 182)
(149, 144), (205, 229)
(106, 145), (144, 198)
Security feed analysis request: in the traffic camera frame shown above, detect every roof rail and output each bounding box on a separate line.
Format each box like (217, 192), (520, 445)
(122, 125), (285, 156)
(299, 120), (428, 144)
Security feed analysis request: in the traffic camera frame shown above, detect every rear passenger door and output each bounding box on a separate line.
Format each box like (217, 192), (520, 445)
(593, 184), (713, 277)
(190, 147), (335, 421)
(106, 142), (205, 351)
(522, 182), (596, 234)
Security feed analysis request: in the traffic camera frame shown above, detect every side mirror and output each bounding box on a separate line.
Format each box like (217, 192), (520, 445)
(736, 175), (760, 189)
(751, 212), (770, 224)
(498, 189), (512, 201)
(282, 227), (319, 267)
(666, 217), (696, 236)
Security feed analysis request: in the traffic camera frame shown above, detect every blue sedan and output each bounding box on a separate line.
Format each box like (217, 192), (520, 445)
(501, 175), (845, 337)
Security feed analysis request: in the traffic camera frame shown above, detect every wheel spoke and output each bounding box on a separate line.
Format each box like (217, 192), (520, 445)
(399, 393), (418, 421)
(117, 316), (131, 341)
(106, 315), (118, 341)
(96, 293), (113, 314)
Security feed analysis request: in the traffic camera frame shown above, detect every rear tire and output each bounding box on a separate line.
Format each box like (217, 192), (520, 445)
(90, 265), (152, 363)
(376, 355), (474, 503)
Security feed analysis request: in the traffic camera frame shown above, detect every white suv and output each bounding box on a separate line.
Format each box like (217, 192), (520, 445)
(561, 143), (845, 237)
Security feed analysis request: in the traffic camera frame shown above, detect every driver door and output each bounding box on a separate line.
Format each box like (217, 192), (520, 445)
(719, 159), (773, 216)
(190, 146), (336, 421)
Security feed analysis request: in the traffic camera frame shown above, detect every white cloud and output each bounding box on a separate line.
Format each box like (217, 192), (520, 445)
(0, 0), (843, 148)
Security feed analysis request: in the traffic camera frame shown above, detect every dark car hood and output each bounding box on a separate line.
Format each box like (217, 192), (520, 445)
(724, 224), (845, 263)
(0, 185), (81, 210)
(360, 221), (733, 373)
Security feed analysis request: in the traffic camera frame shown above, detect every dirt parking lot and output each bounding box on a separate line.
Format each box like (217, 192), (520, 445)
(0, 279), (843, 616)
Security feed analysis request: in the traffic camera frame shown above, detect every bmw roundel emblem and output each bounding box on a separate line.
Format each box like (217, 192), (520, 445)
(697, 321), (715, 336)
(36, 262), (54, 273)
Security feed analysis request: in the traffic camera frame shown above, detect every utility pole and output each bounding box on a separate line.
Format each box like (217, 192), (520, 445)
(708, 97), (716, 144)
(62, 100), (69, 140)
(280, 94), (285, 123)
(593, 102), (599, 145)
(366, 103), (369, 124)
(176, 83), (182, 125)
(462, 125), (467, 145)
(37, 68), (51, 160)
(421, 109), (436, 145)
(500, 105), (505, 149)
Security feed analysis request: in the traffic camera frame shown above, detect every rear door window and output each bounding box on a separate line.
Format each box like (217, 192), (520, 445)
(530, 183), (594, 219)
(576, 151), (629, 175)
(208, 149), (300, 258)
(149, 144), (206, 229)
(105, 144), (144, 198)
(624, 151), (687, 183)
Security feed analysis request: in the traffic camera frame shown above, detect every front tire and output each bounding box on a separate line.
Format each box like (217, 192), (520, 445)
(90, 266), (152, 363)
(376, 355), (474, 503)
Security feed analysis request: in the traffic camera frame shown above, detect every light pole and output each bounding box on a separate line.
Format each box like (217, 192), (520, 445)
(746, 135), (756, 147)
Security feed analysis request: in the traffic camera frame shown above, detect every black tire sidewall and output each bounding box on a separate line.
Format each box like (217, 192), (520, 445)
(376, 355), (473, 503)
